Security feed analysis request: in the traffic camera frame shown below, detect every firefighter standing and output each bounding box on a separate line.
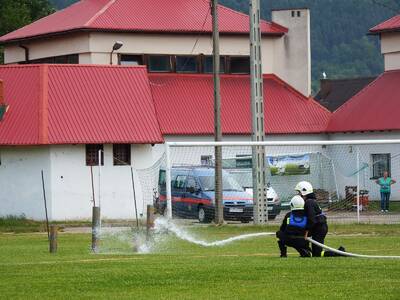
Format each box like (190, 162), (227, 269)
(295, 181), (328, 257)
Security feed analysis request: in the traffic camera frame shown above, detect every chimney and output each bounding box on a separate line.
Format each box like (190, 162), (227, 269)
(272, 8), (311, 97)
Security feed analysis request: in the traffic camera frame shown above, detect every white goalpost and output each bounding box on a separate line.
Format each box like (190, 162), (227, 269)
(161, 139), (400, 224)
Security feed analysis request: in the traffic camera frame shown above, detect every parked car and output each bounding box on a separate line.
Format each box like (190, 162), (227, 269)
(155, 167), (280, 223)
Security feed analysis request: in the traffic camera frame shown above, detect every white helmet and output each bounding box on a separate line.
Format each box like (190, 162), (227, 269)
(290, 195), (305, 210)
(295, 181), (313, 196)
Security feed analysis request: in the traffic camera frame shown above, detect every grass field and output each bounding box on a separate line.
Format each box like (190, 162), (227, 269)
(1, 224), (400, 299)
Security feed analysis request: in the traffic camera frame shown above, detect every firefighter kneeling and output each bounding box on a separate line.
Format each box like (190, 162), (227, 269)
(276, 195), (346, 257)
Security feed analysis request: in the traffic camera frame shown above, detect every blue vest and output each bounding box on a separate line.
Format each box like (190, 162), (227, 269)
(288, 213), (307, 229)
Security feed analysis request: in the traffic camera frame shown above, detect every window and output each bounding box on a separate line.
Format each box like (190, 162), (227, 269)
(173, 175), (187, 191)
(201, 155), (213, 166)
(86, 144), (104, 166)
(26, 54), (79, 64)
(186, 176), (200, 193)
(176, 56), (198, 73)
(291, 11), (295, 17)
(229, 56), (250, 74)
(113, 144), (131, 165)
(203, 56), (225, 74)
(297, 11), (301, 17)
(371, 153), (391, 179)
(148, 55), (172, 72)
(158, 170), (166, 193)
(120, 55), (143, 66)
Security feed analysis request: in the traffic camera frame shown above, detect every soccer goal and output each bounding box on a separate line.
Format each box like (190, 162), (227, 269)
(135, 139), (400, 225)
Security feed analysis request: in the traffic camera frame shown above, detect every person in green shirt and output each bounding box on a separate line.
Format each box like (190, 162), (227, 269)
(376, 171), (396, 212)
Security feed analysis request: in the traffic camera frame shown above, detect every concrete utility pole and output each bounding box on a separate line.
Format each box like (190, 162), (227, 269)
(250, 0), (268, 224)
(211, 0), (224, 225)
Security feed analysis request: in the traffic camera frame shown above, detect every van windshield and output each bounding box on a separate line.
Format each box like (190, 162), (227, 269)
(198, 175), (244, 192)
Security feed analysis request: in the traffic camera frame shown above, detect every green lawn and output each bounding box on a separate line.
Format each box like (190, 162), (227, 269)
(1, 225), (400, 299)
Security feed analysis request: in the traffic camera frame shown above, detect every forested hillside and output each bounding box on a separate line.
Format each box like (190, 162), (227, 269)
(2, 0), (399, 92)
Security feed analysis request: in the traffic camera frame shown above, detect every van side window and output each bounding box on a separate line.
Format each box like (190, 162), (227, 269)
(173, 175), (187, 191)
(186, 176), (199, 192)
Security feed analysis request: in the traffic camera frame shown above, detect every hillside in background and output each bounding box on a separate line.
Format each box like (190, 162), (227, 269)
(29, 0), (400, 92)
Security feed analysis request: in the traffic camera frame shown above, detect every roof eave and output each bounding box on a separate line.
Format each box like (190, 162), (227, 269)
(368, 28), (400, 35)
(0, 28), (286, 45)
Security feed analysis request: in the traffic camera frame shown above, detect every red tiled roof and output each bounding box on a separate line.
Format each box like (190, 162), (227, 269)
(0, 0), (287, 44)
(370, 14), (400, 34)
(149, 73), (331, 135)
(0, 64), (163, 145)
(327, 70), (400, 133)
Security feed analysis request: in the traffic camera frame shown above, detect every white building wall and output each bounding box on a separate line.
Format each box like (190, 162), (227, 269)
(380, 32), (400, 71)
(4, 33), (91, 64)
(384, 52), (400, 71)
(49, 144), (155, 221)
(0, 146), (51, 220)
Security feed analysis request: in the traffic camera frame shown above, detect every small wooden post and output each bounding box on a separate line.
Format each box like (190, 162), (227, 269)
(92, 206), (101, 253)
(49, 225), (58, 253)
(146, 205), (155, 239)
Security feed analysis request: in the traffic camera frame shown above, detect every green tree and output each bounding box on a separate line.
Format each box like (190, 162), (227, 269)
(0, 0), (54, 63)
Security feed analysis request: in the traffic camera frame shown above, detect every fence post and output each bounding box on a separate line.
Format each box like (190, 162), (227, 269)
(146, 205), (155, 239)
(49, 225), (58, 253)
(356, 147), (360, 223)
(165, 143), (173, 219)
(92, 206), (101, 253)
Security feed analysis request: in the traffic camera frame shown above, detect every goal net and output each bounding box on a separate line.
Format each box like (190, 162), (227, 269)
(135, 140), (400, 225)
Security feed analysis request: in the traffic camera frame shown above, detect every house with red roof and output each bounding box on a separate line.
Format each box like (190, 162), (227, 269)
(325, 14), (400, 202)
(0, 64), (164, 219)
(0, 63), (330, 220)
(0, 4), (399, 220)
(0, 0), (312, 97)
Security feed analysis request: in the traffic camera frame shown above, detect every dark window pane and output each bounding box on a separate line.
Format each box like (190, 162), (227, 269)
(230, 57), (250, 74)
(372, 154), (391, 178)
(148, 55), (172, 72)
(173, 175), (187, 191)
(120, 55), (143, 66)
(54, 55), (69, 64)
(67, 54), (79, 64)
(28, 54), (79, 65)
(203, 56), (225, 74)
(201, 155), (213, 166)
(86, 144), (104, 166)
(113, 144), (131, 165)
(176, 56), (198, 73)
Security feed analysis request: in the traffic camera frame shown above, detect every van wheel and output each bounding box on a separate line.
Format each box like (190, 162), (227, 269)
(198, 206), (211, 223)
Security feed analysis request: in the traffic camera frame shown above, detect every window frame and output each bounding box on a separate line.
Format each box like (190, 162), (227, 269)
(173, 175), (187, 191)
(113, 144), (131, 166)
(147, 55), (173, 73)
(201, 155), (213, 166)
(86, 144), (104, 166)
(228, 56), (250, 74)
(371, 153), (391, 179)
(175, 55), (199, 73)
(203, 55), (226, 74)
(119, 54), (144, 66)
